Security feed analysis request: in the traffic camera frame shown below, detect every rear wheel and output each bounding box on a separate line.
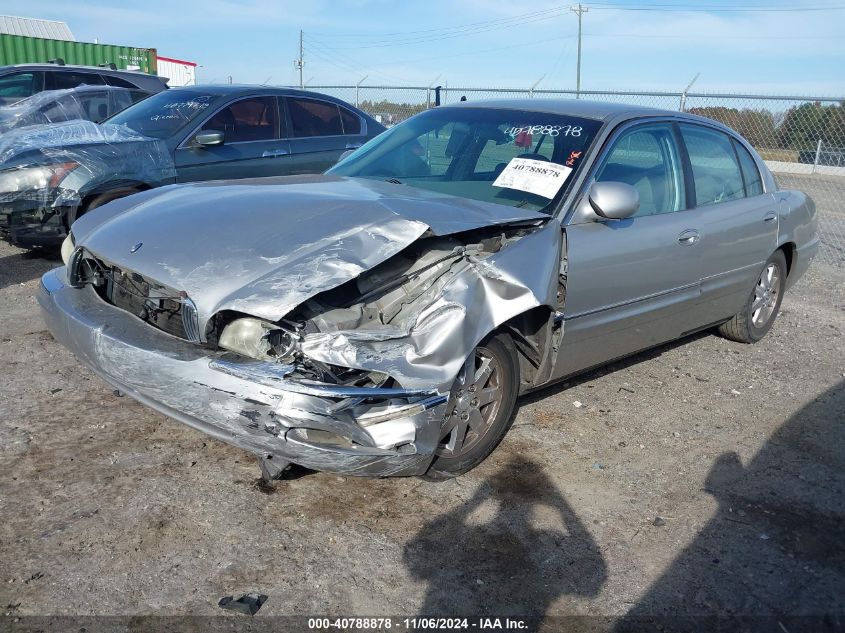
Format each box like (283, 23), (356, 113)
(422, 333), (519, 481)
(717, 250), (787, 344)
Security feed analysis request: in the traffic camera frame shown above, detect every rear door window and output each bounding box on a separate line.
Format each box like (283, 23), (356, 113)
(200, 96), (278, 143)
(679, 124), (746, 206)
(288, 97), (343, 137)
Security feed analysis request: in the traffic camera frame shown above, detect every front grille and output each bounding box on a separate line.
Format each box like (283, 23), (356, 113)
(102, 264), (190, 340)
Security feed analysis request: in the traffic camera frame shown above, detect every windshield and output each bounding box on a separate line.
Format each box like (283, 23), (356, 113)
(329, 107), (602, 213)
(105, 90), (218, 139)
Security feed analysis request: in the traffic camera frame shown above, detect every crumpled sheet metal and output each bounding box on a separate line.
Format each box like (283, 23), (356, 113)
(68, 176), (548, 329)
(300, 221), (562, 391)
(0, 120), (174, 209)
(0, 86), (136, 134)
(38, 275), (441, 476)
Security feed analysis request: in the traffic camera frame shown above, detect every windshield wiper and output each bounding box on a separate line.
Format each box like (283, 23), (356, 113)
(385, 177), (403, 185)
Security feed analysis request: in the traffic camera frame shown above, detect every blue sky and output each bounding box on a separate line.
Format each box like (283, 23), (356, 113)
(5, 0), (844, 95)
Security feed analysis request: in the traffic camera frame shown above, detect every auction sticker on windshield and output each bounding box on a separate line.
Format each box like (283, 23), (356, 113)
(492, 157), (573, 199)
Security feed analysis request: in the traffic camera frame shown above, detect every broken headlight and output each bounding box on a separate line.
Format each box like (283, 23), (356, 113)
(218, 317), (298, 362)
(60, 232), (75, 265)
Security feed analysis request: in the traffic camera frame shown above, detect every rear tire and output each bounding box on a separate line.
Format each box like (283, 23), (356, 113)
(717, 249), (787, 344)
(422, 332), (520, 481)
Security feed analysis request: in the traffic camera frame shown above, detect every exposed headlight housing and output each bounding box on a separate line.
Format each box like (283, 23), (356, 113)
(60, 232), (75, 265)
(0, 162), (79, 193)
(218, 317), (298, 362)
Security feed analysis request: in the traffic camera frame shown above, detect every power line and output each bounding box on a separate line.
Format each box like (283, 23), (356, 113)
(586, 1), (845, 11)
(311, 5), (570, 38)
(304, 40), (407, 83)
(585, 32), (843, 39)
(308, 10), (571, 49)
(356, 34), (575, 68)
(308, 2), (845, 52)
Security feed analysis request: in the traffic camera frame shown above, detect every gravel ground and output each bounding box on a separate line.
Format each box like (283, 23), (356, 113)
(0, 240), (843, 630)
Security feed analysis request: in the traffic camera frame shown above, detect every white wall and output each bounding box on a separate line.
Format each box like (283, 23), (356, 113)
(156, 57), (197, 87)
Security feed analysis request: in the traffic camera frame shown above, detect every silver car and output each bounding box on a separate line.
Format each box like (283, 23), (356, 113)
(38, 100), (819, 480)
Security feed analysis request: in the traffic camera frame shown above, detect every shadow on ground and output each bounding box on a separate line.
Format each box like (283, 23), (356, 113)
(518, 331), (712, 408)
(616, 380), (845, 632)
(0, 250), (59, 291)
(404, 457), (607, 625)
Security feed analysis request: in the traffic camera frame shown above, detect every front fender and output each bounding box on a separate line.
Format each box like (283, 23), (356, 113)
(299, 222), (562, 392)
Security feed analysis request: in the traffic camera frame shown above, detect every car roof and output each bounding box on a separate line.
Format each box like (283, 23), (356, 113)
(166, 85), (377, 117)
(1, 63), (155, 76)
(171, 84), (350, 99)
(445, 98), (703, 124)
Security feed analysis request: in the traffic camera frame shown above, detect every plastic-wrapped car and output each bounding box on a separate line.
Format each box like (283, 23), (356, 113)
(0, 85), (384, 248)
(0, 85), (151, 133)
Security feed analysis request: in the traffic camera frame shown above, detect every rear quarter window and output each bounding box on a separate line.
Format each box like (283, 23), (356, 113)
(733, 140), (764, 196)
(339, 106), (361, 135)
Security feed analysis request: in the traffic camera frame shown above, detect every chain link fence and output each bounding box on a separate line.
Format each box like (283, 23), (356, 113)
(306, 85), (845, 268)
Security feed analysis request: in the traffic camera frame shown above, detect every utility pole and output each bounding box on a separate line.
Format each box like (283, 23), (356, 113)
(294, 29), (304, 89)
(570, 4), (589, 98)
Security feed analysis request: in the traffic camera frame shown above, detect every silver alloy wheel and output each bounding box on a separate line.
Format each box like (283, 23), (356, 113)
(751, 262), (781, 327)
(435, 346), (503, 458)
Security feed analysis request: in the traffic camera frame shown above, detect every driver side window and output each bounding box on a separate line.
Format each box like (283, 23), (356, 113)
(595, 123), (686, 217)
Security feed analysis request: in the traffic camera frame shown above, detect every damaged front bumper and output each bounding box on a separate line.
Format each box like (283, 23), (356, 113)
(38, 268), (450, 476)
(0, 190), (74, 248)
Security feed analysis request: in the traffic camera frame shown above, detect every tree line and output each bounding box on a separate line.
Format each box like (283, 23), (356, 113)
(357, 98), (845, 152)
(688, 101), (845, 151)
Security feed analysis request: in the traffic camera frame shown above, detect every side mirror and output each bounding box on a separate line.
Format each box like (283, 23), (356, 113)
(194, 130), (224, 147)
(588, 181), (640, 220)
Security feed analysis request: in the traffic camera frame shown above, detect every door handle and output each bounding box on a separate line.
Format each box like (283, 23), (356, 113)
(677, 229), (700, 245)
(262, 149), (289, 158)
(763, 212), (777, 223)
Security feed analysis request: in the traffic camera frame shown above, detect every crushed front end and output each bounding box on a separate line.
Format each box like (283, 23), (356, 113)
(38, 179), (561, 477)
(0, 167), (81, 248)
(38, 264), (450, 476)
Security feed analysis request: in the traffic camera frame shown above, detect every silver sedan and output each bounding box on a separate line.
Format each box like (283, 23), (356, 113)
(39, 99), (818, 480)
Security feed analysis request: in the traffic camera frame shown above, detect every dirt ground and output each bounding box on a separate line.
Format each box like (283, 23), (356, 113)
(0, 239), (843, 631)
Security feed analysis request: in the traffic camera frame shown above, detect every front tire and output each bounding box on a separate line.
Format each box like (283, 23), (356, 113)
(66, 188), (141, 229)
(718, 249), (787, 344)
(422, 333), (519, 481)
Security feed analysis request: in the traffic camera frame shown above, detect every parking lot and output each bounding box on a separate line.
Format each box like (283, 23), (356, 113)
(1, 212), (843, 628)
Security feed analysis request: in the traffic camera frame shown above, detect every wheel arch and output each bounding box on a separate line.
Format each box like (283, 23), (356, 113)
(498, 305), (559, 393)
(81, 181), (153, 209)
(778, 241), (797, 278)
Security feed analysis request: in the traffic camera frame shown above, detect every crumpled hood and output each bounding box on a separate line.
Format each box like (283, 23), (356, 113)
(72, 175), (548, 325)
